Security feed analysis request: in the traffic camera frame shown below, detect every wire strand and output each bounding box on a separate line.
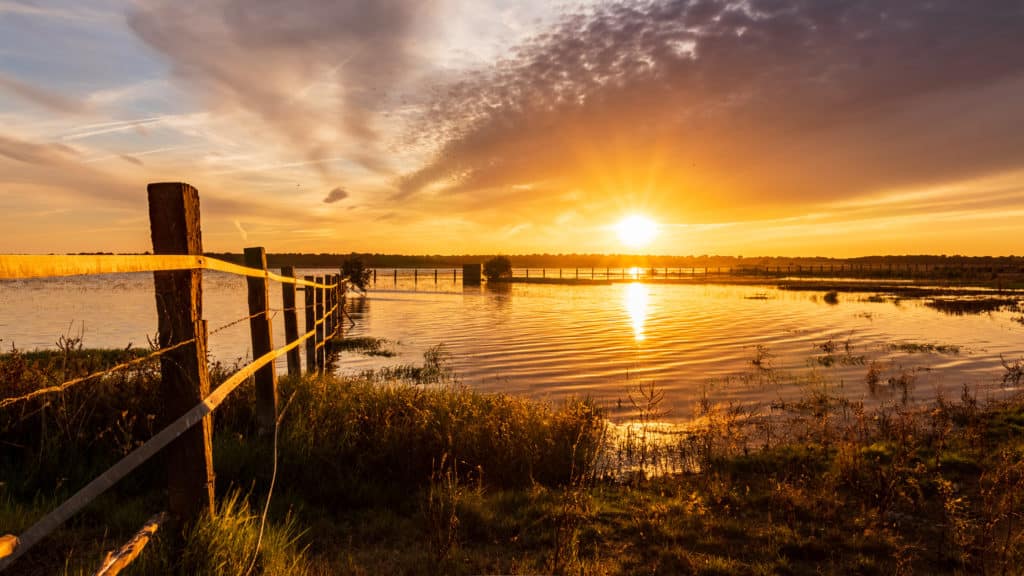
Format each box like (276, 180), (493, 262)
(0, 339), (196, 410)
(208, 312), (266, 336)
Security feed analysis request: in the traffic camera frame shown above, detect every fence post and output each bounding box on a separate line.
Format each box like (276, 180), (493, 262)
(304, 276), (315, 373)
(332, 274), (340, 334)
(281, 266), (300, 377)
(147, 182), (214, 525)
(336, 272), (345, 339)
(315, 276), (325, 371)
(330, 274), (339, 337)
(244, 247), (277, 434)
(324, 275), (334, 344)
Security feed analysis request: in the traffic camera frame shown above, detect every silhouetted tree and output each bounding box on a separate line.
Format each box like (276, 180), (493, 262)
(484, 256), (512, 281)
(343, 257), (372, 291)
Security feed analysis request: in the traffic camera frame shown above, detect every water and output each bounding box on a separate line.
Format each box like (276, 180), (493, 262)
(2, 269), (1022, 422)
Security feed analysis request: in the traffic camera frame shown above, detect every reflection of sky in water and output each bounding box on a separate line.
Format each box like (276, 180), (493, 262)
(3, 270), (1024, 421)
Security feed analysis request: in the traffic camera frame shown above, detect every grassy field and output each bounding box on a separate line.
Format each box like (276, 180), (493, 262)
(1, 341), (1023, 575)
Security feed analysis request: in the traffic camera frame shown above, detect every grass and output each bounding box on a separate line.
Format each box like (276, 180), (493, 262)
(3, 343), (1024, 574)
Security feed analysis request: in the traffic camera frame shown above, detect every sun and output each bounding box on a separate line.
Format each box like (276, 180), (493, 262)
(615, 215), (659, 248)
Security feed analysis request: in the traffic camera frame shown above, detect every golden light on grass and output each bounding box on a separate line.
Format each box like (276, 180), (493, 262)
(615, 215), (658, 248)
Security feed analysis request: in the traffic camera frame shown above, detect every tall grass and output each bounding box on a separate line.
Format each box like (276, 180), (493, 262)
(4, 338), (1024, 574)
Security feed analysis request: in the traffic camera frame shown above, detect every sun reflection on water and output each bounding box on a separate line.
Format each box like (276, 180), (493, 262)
(624, 282), (649, 341)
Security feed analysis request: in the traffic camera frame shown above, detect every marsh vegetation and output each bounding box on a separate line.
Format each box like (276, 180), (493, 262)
(2, 335), (1024, 574)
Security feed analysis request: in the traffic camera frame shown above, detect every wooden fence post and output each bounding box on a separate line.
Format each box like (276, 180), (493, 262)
(304, 276), (316, 373)
(335, 274), (341, 333)
(331, 274), (339, 335)
(244, 247), (277, 434)
(336, 271), (345, 338)
(147, 182), (215, 524)
(330, 274), (339, 337)
(315, 276), (325, 372)
(281, 266), (300, 377)
(324, 276), (333, 344)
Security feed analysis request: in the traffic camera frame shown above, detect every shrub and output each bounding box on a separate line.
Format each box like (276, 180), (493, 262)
(342, 257), (372, 291)
(483, 256), (512, 281)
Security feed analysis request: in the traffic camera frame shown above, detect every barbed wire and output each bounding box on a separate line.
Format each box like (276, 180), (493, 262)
(208, 312), (266, 336)
(0, 339), (196, 410)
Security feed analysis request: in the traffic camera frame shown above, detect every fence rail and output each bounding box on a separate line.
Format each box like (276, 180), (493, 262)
(0, 182), (348, 573)
(0, 254), (337, 288)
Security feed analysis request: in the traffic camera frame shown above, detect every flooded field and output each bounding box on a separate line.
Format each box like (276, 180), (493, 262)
(4, 270), (1021, 422)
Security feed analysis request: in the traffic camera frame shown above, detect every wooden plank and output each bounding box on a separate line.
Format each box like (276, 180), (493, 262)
(0, 254), (198, 279)
(281, 266), (301, 376)
(244, 247), (277, 434)
(147, 182), (215, 525)
(0, 254), (339, 289)
(93, 512), (167, 576)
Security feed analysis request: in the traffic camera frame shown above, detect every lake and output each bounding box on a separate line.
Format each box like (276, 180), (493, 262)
(2, 269), (1021, 422)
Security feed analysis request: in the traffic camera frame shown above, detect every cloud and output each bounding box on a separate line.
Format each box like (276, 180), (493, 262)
(128, 0), (442, 176)
(0, 134), (79, 165)
(400, 0), (1024, 220)
(323, 186), (349, 203)
(0, 73), (88, 115)
(233, 219), (249, 241)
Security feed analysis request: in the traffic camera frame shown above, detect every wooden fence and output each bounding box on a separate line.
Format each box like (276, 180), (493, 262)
(0, 182), (348, 574)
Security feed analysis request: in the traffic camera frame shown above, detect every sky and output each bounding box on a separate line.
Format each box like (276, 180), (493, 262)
(1, 0), (1023, 257)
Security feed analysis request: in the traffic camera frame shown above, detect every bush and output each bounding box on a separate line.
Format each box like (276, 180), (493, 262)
(342, 257), (372, 291)
(483, 256), (512, 281)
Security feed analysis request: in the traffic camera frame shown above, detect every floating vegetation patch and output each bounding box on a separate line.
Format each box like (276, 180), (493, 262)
(363, 344), (453, 384)
(811, 337), (864, 367)
(864, 360), (922, 403)
(334, 336), (397, 357)
(814, 354), (867, 367)
(924, 298), (1019, 315)
(1002, 356), (1024, 388)
(889, 342), (961, 355)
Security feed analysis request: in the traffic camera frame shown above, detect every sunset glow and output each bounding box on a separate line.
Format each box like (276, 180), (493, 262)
(616, 216), (659, 248)
(5, 3), (1024, 573)
(0, 1), (1021, 257)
